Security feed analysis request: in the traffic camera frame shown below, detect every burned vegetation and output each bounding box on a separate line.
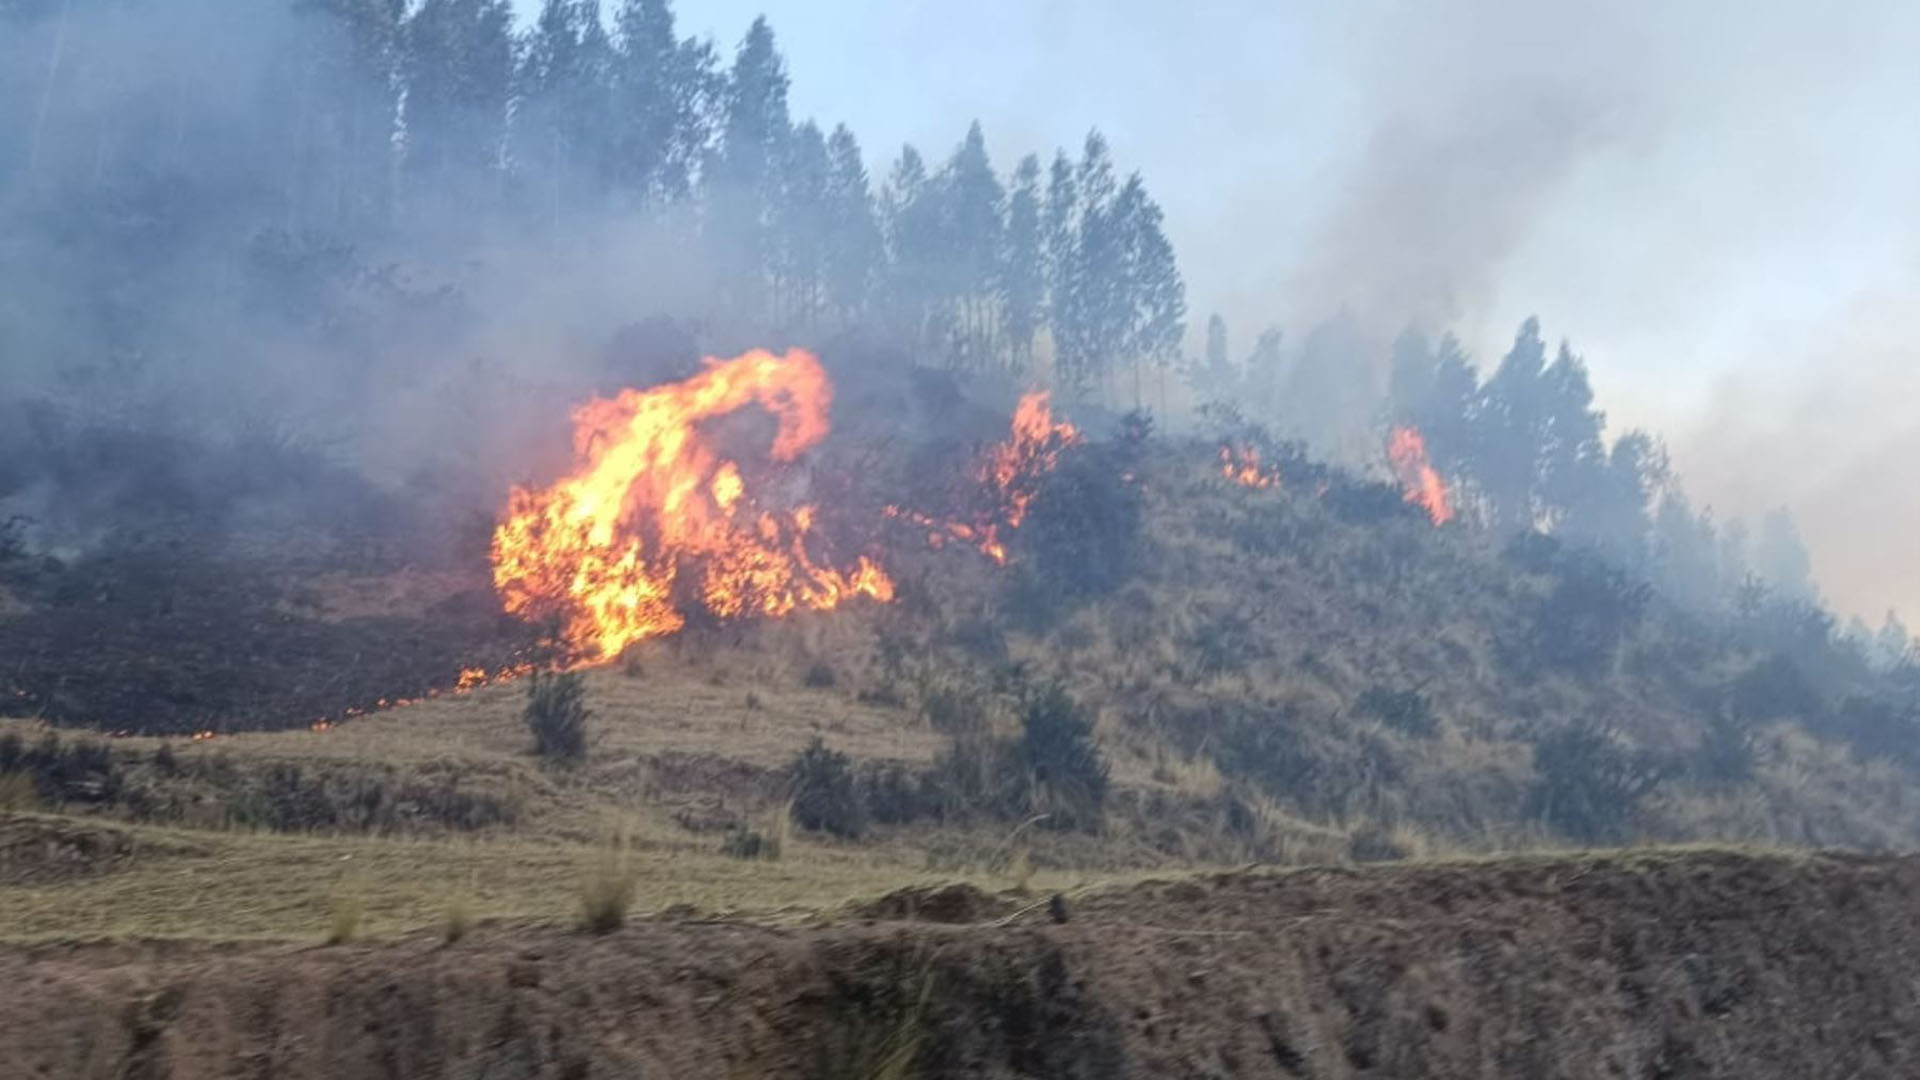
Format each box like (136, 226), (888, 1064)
(0, 408), (549, 735)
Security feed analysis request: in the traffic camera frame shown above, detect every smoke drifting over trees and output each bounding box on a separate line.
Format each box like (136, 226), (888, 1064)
(0, 0), (1183, 547)
(0, 0), (1910, 672)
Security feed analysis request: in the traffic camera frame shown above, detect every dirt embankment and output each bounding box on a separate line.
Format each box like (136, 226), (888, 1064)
(4, 850), (1917, 1079)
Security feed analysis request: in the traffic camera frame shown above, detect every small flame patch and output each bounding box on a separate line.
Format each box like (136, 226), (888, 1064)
(1219, 443), (1278, 489)
(1387, 426), (1454, 525)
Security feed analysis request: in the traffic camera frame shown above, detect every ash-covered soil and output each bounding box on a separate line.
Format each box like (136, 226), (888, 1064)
(0, 553), (544, 736)
(4, 849), (1917, 1079)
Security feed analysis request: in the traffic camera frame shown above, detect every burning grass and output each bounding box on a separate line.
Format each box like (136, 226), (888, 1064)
(491, 348), (897, 661)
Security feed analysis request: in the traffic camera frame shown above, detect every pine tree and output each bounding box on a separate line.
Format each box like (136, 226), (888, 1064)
(708, 16), (790, 315)
(1537, 340), (1608, 529)
(1243, 326), (1285, 410)
(1112, 174), (1185, 408)
(608, 0), (717, 203)
(771, 118), (830, 326)
(1386, 327), (1435, 424)
(942, 121), (1007, 369)
(1562, 430), (1665, 567)
(514, 0), (611, 224)
(300, 0), (407, 231)
(1756, 508), (1815, 602)
(1201, 314), (1232, 396)
(1718, 517), (1753, 605)
(1652, 492), (1723, 613)
(821, 123), (882, 325)
(1424, 334), (1481, 504)
(1281, 311), (1369, 459)
(1056, 131), (1120, 394)
(401, 0), (515, 196)
(1475, 316), (1551, 533)
(1001, 154), (1045, 373)
(881, 143), (938, 345)
(1041, 150), (1077, 373)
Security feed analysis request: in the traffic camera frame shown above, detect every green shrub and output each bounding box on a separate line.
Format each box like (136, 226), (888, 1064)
(1693, 712), (1757, 785)
(720, 826), (781, 860)
(1189, 611), (1256, 676)
(942, 617), (1008, 663)
(1830, 695), (1920, 767)
(1321, 479), (1421, 525)
(920, 684), (985, 735)
(0, 731), (123, 806)
(525, 670), (590, 763)
(923, 732), (1028, 822)
(1019, 682), (1108, 830)
(211, 762), (517, 833)
(861, 762), (931, 825)
(1528, 722), (1669, 843)
(1519, 545), (1652, 676)
(1346, 823), (1412, 863)
(1729, 654), (1820, 724)
(1008, 443), (1144, 622)
(1355, 685), (1438, 737)
(789, 737), (865, 838)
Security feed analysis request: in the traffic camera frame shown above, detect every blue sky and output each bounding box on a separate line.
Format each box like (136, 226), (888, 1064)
(518, 1), (1920, 618)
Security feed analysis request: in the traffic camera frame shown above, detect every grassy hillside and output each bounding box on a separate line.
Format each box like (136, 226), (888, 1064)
(3, 423), (1918, 944)
(852, 430), (1920, 855)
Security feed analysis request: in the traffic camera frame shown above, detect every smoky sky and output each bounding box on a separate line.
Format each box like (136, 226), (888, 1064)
(3, 1), (1913, 619)
(637, 0), (1920, 619)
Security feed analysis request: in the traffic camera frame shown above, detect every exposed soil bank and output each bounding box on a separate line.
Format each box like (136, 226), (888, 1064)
(4, 850), (1917, 1079)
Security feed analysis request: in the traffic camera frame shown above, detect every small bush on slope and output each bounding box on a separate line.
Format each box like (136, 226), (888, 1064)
(789, 737), (866, 839)
(525, 671), (589, 764)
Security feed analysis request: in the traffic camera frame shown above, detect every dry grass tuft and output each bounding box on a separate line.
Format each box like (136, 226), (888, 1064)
(1151, 745), (1223, 798)
(442, 888), (476, 944)
(326, 890), (364, 945)
(1004, 847), (1035, 893)
(0, 771), (38, 812)
(578, 843), (639, 934)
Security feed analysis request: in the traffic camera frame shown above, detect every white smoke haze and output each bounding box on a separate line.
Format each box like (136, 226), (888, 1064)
(681, 1), (1919, 623)
(1152, 0), (1918, 618)
(1669, 281), (1920, 621)
(4, 0), (1918, 621)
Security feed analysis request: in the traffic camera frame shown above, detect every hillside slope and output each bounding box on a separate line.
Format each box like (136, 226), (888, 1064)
(4, 423), (1918, 880)
(4, 850), (1916, 1079)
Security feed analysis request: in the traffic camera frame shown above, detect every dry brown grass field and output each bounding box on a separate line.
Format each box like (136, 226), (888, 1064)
(0, 659), (1228, 944)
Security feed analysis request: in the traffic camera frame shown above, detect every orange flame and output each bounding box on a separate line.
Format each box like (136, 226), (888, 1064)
(1387, 426), (1454, 525)
(987, 392), (1079, 531)
(1219, 443), (1278, 489)
(489, 348), (894, 661)
(887, 390), (1079, 565)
